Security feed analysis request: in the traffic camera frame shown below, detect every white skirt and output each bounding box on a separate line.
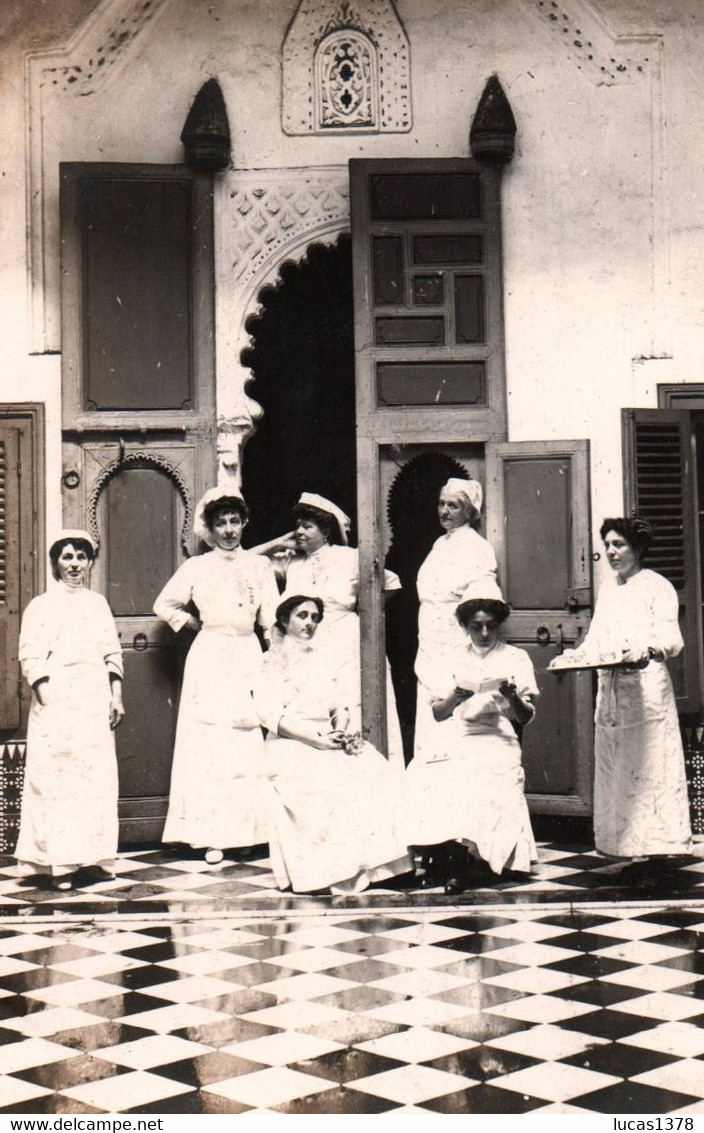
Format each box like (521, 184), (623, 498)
(163, 629), (268, 850)
(265, 736), (412, 893)
(404, 730), (537, 875)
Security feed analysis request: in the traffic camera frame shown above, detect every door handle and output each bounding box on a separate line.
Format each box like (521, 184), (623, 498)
(536, 625), (551, 645)
(133, 632), (148, 652)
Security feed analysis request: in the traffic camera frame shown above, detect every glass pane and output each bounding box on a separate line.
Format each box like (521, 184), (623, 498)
(413, 274), (444, 305)
(83, 178), (193, 411)
(413, 235), (483, 265)
(377, 362), (485, 406)
(104, 466), (180, 615)
(370, 173), (482, 220)
(375, 317), (444, 346)
(372, 236), (404, 305)
(455, 275), (485, 343)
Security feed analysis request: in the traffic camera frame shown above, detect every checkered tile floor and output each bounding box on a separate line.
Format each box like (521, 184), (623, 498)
(1, 903), (704, 1114)
(1, 841), (703, 914)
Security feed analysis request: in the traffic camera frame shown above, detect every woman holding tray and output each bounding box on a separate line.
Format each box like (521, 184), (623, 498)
(550, 517), (692, 879)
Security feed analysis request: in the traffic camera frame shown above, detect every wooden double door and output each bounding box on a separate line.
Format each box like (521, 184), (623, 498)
(60, 158), (595, 842)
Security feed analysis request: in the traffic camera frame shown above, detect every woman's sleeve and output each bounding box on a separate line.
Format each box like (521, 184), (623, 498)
(513, 648), (539, 703)
(98, 598), (124, 678)
(459, 535), (498, 598)
(153, 560), (196, 632)
(383, 567), (402, 592)
(255, 558), (281, 637)
(651, 575), (684, 659)
(253, 662), (287, 734)
(18, 597), (51, 688)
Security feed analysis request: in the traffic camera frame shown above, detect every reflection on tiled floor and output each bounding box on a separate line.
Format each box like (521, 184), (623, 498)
(0, 842), (703, 915)
(0, 903), (704, 1113)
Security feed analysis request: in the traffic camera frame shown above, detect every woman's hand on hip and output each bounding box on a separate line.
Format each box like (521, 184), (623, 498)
(33, 678), (50, 707)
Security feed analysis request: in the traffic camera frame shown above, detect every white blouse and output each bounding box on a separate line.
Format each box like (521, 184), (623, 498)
(154, 547), (279, 638)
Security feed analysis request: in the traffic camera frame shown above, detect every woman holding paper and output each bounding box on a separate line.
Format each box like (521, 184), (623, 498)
(404, 579), (538, 893)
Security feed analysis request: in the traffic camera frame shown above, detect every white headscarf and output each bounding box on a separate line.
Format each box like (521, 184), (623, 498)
(443, 478), (483, 515)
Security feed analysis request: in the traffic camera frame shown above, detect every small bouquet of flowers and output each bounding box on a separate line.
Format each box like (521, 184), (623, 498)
(341, 731), (364, 756)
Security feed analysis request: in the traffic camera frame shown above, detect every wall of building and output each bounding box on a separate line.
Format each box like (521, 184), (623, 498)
(1, 0), (704, 589)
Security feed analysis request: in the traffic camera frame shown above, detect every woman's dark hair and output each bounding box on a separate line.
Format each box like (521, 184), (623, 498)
(203, 495), (249, 530)
(275, 594), (325, 635)
(291, 503), (344, 546)
(49, 537), (95, 579)
(456, 597), (511, 627)
(599, 516), (653, 559)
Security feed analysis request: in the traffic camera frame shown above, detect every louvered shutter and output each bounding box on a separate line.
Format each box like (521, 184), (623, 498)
(0, 427), (21, 729)
(623, 408), (700, 715)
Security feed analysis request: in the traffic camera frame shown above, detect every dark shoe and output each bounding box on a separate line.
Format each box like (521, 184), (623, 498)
(444, 875), (466, 895)
(77, 865), (115, 886)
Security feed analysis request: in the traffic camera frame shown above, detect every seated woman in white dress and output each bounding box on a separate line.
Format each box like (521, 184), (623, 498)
(154, 487), (279, 864)
(404, 579), (538, 894)
(254, 492), (405, 769)
(255, 593), (413, 894)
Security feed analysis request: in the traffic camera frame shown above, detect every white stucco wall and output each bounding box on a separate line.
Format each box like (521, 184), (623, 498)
(2, 0), (704, 587)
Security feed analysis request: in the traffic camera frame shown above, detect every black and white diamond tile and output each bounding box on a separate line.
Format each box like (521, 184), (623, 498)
(1, 840), (703, 914)
(0, 902), (702, 1113)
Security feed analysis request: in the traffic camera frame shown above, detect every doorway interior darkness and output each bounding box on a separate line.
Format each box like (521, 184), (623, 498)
(239, 238), (486, 761)
(241, 235), (357, 548)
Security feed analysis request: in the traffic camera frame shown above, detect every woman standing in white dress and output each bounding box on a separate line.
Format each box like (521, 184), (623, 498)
(154, 488), (279, 863)
(255, 593), (412, 894)
(405, 579), (538, 893)
(414, 478), (498, 764)
(256, 492), (405, 768)
(16, 530), (124, 891)
(550, 517), (692, 881)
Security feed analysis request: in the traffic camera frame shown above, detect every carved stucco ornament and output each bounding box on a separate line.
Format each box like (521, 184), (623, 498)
(282, 0), (411, 134)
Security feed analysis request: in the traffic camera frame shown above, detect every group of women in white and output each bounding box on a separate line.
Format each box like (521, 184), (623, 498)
(15, 475), (693, 894)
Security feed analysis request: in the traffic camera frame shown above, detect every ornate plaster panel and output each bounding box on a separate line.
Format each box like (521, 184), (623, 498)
(521, 0), (659, 84)
(282, 0), (411, 134)
(216, 166), (350, 479)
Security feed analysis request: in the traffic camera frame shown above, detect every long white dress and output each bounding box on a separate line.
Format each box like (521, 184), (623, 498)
(282, 544), (405, 768)
(405, 638), (538, 875)
(15, 583), (123, 873)
(154, 546), (279, 850)
(414, 525), (498, 763)
(578, 569), (692, 858)
(255, 636), (413, 893)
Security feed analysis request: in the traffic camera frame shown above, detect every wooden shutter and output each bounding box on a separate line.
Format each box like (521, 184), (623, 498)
(485, 439), (594, 814)
(623, 407), (700, 715)
(0, 426), (21, 730)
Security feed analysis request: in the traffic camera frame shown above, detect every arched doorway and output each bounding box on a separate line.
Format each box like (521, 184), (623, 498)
(240, 235), (357, 548)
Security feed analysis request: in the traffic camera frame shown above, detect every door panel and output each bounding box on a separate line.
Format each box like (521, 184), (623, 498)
(486, 440), (594, 814)
(60, 163), (216, 846)
(95, 462), (189, 842)
(0, 427), (20, 730)
(351, 158), (508, 752)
